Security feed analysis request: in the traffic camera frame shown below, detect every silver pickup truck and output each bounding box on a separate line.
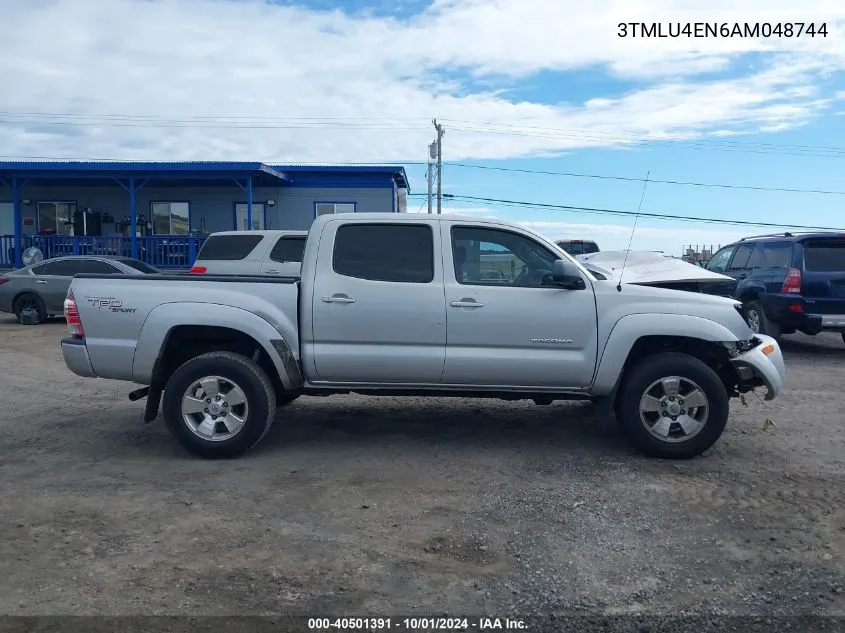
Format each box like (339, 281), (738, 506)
(60, 213), (786, 460)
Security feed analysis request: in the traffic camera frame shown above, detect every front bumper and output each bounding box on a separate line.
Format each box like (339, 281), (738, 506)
(60, 337), (97, 378)
(729, 335), (786, 400)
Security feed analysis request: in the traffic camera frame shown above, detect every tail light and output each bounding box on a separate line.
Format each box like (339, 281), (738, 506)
(64, 287), (84, 337)
(0, 277), (9, 286)
(781, 268), (802, 294)
(190, 266), (207, 274)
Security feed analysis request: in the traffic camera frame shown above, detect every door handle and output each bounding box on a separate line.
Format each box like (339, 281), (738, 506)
(322, 294), (356, 304)
(450, 299), (483, 308)
(264, 269), (279, 275)
(36, 280), (48, 284)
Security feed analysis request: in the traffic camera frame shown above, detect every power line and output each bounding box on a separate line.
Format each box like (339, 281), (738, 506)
(438, 162), (845, 196)
(408, 192), (845, 231)
(4, 110), (845, 158)
(444, 124), (845, 159)
(0, 111), (428, 122)
(0, 118), (427, 131)
(441, 118), (845, 154)
(2, 152), (844, 197)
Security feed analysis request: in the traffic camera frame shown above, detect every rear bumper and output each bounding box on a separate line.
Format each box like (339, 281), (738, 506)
(761, 296), (845, 333)
(729, 335), (786, 401)
(819, 314), (845, 331)
(60, 337), (97, 378)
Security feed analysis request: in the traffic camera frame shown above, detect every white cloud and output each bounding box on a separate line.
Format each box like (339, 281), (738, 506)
(0, 0), (844, 163)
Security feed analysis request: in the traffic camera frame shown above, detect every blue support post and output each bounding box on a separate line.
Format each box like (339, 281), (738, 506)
(116, 176), (147, 260)
(129, 176), (137, 259)
(246, 176), (253, 230)
(12, 178), (24, 269)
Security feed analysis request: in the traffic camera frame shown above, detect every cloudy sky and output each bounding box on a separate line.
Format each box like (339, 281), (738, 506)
(2, 0), (845, 251)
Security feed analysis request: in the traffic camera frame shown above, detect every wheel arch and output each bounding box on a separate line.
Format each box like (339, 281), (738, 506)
(133, 303), (302, 393)
(592, 314), (742, 397)
(12, 290), (47, 310)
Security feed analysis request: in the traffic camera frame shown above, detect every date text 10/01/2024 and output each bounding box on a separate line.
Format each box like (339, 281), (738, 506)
(308, 617), (527, 630)
(618, 22), (829, 38)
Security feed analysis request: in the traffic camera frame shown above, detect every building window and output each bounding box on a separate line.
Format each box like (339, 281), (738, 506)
(37, 202), (76, 234)
(234, 203), (265, 231)
(151, 202), (190, 235)
(315, 202), (356, 217)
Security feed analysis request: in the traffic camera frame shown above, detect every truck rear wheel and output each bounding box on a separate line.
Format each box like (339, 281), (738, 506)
(161, 351), (276, 458)
(615, 352), (729, 459)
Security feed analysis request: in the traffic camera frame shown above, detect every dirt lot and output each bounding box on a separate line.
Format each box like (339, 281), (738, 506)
(0, 317), (843, 619)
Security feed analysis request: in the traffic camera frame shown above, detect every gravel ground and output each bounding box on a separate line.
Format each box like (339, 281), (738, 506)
(0, 317), (843, 621)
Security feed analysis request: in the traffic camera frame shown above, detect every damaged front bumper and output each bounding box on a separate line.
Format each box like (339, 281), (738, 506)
(728, 335), (786, 400)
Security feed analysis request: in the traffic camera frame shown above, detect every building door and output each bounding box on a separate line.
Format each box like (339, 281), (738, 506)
(235, 203), (265, 231)
(37, 202), (75, 235)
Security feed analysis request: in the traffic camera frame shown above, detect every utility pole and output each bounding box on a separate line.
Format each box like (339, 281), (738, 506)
(427, 141), (436, 214)
(433, 119), (444, 214)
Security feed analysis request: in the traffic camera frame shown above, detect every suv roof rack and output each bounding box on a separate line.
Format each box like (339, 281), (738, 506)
(739, 231), (831, 241)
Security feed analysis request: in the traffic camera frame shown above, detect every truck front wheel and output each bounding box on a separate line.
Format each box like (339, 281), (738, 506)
(161, 351), (276, 458)
(615, 352), (729, 459)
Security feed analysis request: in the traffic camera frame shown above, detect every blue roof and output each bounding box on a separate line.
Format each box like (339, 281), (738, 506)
(272, 164), (409, 188)
(0, 161), (289, 182)
(0, 160), (409, 189)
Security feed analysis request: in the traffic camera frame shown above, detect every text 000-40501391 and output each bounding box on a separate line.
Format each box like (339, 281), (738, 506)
(307, 617), (528, 630)
(618, 22), (829, 38)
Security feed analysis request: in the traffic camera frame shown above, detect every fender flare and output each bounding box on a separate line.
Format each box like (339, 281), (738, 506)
(132, 302), (300, 389)
(591, 313), (739, 394)
(736, 281), (767, 303)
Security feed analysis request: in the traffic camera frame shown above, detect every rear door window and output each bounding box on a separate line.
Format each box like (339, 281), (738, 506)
(269, 236), (306, 263)
(761, 242), (793, 268)
(75, 260), (123, 275)
(196, 235), (264, 260)
(333, 224), (434, 283)
(803, 238), (845, 271)
(727, 243), (754, 271)
(31, 260), (88, 276)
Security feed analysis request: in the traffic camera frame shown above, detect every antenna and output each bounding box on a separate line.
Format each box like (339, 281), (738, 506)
(617, 170), (651, 292)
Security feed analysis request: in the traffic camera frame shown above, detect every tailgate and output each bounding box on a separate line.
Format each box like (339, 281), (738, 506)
(801, 237), (845, 314)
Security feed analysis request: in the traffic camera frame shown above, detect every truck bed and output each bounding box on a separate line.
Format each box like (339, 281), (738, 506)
(66, 273), (301, 384)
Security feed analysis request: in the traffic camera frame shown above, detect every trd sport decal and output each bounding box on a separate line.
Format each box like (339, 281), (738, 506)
(86, 297), (137, 313)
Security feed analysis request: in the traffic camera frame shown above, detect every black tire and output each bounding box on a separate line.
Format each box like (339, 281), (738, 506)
(161, 351), (276, 458)
(744, 299), (781, 339)
(615, 352), (729, 459)
(14, 293), (46, 324)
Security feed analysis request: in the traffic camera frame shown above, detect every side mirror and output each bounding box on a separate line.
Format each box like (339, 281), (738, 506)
(550, 259), (586, 289)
